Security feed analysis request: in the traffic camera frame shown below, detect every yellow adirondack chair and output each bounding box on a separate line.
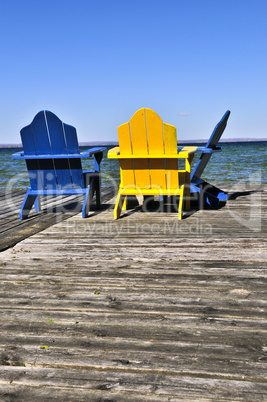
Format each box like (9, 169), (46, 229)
(108, 108), (197, 219)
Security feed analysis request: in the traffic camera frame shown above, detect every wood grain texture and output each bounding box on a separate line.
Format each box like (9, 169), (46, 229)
(0, 183), (266, 400)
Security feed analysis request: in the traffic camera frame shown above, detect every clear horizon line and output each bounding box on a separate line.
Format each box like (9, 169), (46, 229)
(0, 137), (266, 148)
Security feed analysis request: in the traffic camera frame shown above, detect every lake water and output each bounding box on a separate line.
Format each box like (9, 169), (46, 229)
(0, 142), (266, 191)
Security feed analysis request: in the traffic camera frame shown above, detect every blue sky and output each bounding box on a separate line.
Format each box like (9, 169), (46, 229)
(1, 0), (266, 144)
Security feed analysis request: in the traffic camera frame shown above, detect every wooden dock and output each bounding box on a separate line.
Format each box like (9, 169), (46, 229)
(0, 184), (266, 401)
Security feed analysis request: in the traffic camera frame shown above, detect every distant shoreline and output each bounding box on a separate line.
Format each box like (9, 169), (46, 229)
(0, 138), (266, 148)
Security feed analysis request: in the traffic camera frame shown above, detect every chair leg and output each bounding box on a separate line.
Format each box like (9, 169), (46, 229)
(83, 171), (101, 209)
(34, 196), (41, 212)
(94, 174), (101, 208)
(178, 185), (185, 220)
(185, 183), (191, 211)
(20, 191), (37, 220)
(114, 189), (125, 219)
(122, 196), (127, 210)
(82, 185), (93, 218)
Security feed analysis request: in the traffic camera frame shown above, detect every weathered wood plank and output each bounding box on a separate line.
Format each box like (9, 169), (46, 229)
(1, 320), (266, 354)
(0, 367), (267, 401)
(0, 335), (266, 380)
(0, 346), (267, 381)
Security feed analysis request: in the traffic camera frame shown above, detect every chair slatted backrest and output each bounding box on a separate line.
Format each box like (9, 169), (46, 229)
(20, 111), (84, 191)
(206, 110), (231, 149)
(191, 110), (231, 180)
(118, 108), (179, 190)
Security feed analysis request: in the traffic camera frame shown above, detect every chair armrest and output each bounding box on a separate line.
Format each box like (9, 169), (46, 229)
(12, 153), (83, 159)
(12, 151), (24, 159)
(202, 147), (222, 154)
(12, 149), (106, 160)
(179, 145), (221, 154)
(107, 147), (120, 158)
(178, 146), (198, 157)
(80, 147), (106, 158)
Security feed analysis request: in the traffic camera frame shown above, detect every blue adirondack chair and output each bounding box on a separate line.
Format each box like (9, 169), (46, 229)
(188, 110), (231, 207)
(12, 110), (106, 219)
